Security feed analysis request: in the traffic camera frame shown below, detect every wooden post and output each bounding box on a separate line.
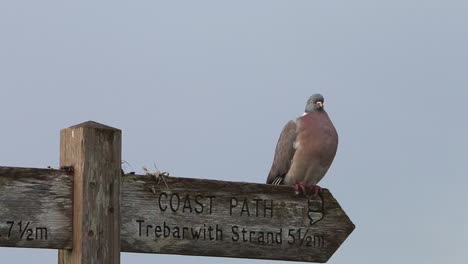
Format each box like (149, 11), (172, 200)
(58, 121), (121, 264)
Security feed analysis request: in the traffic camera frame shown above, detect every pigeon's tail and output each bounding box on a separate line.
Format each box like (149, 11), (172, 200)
(270, 176), (284, 185)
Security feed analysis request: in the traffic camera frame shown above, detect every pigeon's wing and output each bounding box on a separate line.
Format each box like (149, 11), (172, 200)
(266, 120), (297, 185)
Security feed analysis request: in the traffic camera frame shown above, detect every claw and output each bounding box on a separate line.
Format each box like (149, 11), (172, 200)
(308, 184), (322, 198)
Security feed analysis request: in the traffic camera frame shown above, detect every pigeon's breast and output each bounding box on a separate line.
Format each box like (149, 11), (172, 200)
(297, 111), (338, 157)
(290, 111), (338, 184)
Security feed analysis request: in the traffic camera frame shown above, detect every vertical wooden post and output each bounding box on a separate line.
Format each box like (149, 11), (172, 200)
(58, 121), (121, 264)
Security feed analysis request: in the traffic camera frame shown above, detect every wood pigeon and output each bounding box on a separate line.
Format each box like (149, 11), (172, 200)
(266, 94), (338, 197)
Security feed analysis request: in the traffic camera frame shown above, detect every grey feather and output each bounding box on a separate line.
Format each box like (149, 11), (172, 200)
(266, 120), (297, 185)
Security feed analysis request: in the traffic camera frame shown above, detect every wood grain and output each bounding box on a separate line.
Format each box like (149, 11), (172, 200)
(58, 121), (121, 264)
(121, 175), (354, 263)
(0, 166), (72, 249)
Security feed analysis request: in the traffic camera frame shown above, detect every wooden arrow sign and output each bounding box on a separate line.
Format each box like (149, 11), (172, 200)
(121, 174), (354, 263)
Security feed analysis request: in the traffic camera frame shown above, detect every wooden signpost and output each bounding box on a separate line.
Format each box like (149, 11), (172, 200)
(0, 121), (354, 263)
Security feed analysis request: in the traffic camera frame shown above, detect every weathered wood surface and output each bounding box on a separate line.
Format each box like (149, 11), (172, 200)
(0, 166), (72, 249)
(58, 121), (121, 264)
(121, 175), (354, 263)
(0, 165), (353, 262)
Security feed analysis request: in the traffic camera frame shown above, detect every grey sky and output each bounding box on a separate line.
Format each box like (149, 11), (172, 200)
(1, 0), (467, 263)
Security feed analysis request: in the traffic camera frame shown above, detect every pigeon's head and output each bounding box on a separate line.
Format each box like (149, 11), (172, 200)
(305, 94), (325, 112)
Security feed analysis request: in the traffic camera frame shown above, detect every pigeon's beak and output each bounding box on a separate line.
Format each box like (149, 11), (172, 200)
(316, 102), (323, 108)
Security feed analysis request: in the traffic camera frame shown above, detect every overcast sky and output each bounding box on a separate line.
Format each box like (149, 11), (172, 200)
(1, 0), (467, 263)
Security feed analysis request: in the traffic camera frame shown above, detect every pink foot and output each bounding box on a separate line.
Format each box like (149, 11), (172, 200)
(306, 184), (322, 198)
(294, 183), (307, 196)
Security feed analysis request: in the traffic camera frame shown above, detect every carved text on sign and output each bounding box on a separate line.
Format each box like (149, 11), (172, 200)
(135, 220), (325, 248)
(132, 190), (325, 248)
(0, 221), (48, 241)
